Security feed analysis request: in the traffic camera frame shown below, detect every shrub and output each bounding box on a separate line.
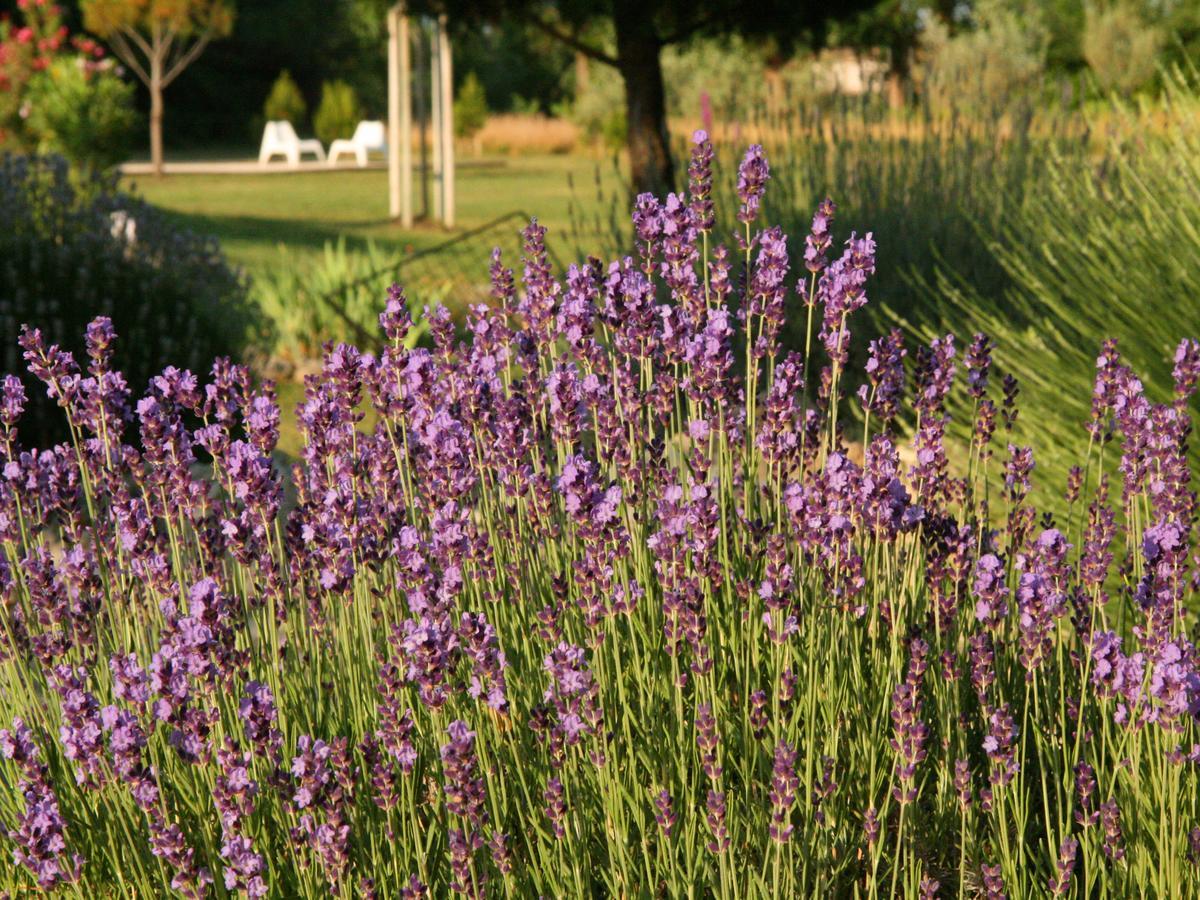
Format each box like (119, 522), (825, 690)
(919, 0), (1049, 115)
(254, 238), (428, 364)
(453, 71), (489, 141)
(0, 137), (1197, 897)
(1082, 1), (1165, 96)
(312, 79), (362, 146)
(0, 0), (110, 151)
(0, 153), (258, 444)
(571, 61), (625, 146)
(24, 58), (138, 172)
(263, 69), (308, 125)
(509, 93), (542, 116)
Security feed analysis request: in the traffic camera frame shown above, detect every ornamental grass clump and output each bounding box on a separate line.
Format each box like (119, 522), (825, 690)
(1, 133), (1199, 898)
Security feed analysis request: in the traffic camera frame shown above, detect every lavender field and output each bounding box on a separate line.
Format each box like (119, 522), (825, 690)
(1, 134), (1198, 898)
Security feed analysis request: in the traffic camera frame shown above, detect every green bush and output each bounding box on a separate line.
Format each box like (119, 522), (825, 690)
(454, 72), (489, 140)
(263, 69), (308, 124)
(1082, 1), (1165, 96)
(509, 94), (542, 116)
(0, 154), (260, 444)
(919, 0), (1049, 115)
(312, 79), (362, 145)
(254, 239), (436, 365)
(24, 59), (138, 172)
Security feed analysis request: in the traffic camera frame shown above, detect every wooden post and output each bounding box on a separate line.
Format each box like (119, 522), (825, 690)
(429, 17), (443, 223)
(414, 22), (428, 220)
(387, 7), (399, 220)
(388, 6), (413, 226)
(399, 11), (413, 226)
(438, 13), (455, 229)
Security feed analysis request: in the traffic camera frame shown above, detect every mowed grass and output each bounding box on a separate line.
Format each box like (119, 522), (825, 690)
(120, 153), (626, 277)
(120, 153), (626, 458)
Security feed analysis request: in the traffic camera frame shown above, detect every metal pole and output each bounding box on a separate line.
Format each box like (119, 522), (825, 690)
(438, 13), (455, 229)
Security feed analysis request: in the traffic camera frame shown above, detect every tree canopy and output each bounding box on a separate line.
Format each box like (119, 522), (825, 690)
(396, 0), (877, 193)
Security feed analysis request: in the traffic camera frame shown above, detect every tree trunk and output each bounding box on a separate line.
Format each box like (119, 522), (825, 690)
(574, 51), (590, 99)
(150, 61), (164, 177)
(612, 0), (673, 197)
(886, 41), (911, 110)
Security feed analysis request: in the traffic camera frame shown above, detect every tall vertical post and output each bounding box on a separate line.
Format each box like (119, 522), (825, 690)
(387, 5), (413, 225)
(414, 23), (428, 220)
(438, 13), (455, 229)
(398, 12), (412, 227)
(429, 17), (443, 223)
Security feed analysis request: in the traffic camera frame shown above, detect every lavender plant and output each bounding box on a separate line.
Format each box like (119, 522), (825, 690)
(0, 133), (1197, 898)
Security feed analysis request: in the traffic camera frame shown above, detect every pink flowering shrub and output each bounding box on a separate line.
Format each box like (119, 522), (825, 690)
(0, 135), (1198, 897)
(0, 0), (109, 151)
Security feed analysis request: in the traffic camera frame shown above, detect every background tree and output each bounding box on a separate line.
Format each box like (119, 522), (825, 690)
(831, 1), (961, 108)
(399, 0), (875, 195)
(312, 79), (363, 145)
(454, 71), (489, 155)
(263, 69), (307, 125)
(80, 0), (234, 175)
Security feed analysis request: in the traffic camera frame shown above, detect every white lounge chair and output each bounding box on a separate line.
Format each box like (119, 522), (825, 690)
(258, 121), (326, 166)
(328, 121), (387, 167)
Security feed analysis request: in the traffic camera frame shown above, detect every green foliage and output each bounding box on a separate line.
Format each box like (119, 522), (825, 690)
(913, 71), (1200, 496)
(1082, 1), (1165, 95)
(24, 59), (139, 172)
(453, 72), (489, 139)
(263, 69), (308, 125)
(455, 17), (574, 113)
(572, 64), (1200, 505)
(662, 35), (773, 120)
(509, 94), (543, 116)
(312, 79), (363, 146)
(254, 239), (428, 363)
(0, 154), (258, 443)
(0, 0), (111, 153)
(570, 60), (625, 145)
(919, 0), (1050, 114)
(598, 106), (627, 153)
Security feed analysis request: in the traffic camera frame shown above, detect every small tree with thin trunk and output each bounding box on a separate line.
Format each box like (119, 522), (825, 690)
(81, 0), (235, 176)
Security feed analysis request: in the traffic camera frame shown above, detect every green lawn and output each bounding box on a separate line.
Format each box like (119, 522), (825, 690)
(121, 154), (626, 278)
(120, 153), (626, 455)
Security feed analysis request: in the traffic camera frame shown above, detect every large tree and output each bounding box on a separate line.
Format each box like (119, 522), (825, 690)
(403, 0), (875, 195)
(81, 0), (234, 176)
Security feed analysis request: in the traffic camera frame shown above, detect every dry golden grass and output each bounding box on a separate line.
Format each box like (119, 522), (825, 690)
(669, 92), (1199, 156)
(473, 114), (580, 156)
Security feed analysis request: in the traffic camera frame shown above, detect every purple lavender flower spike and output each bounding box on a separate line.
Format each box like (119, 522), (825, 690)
(736, 145), (769, 225)
(1047, 837), (1078, 896)
(652, 788), (676, 839)
(687, 130), (715, 232)
(769, 739), (799, 843)
(0, 719), (85, 889)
